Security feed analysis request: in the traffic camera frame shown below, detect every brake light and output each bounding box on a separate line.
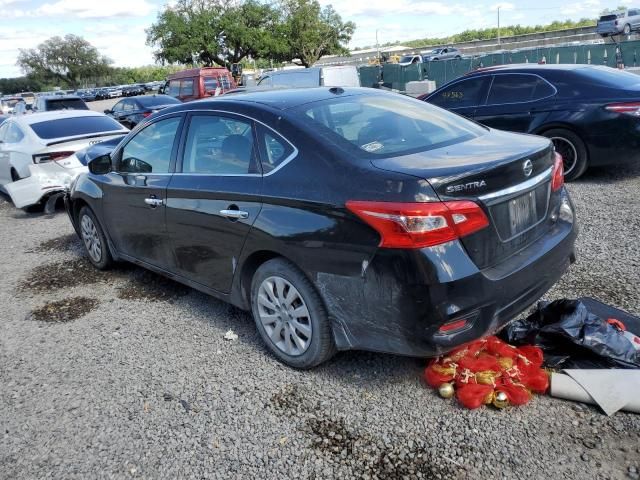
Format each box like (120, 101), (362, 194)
(345, 200), (489, 249)
(605, 102), (640, 115)
(32, 151), (74, 164)
(551, 151), (564, 191)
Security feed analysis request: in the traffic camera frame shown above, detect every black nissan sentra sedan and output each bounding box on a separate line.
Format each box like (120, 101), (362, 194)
(65, 88), (577, 368)
(423, 64), (640, 181)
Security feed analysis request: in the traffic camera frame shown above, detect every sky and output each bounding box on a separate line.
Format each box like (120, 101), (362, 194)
(0, 0), (631, 78)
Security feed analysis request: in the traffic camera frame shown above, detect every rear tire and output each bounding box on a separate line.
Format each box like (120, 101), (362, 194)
(624, 23), (631, 35)
(78, 206), (113, 270)
(541, 128), (588, 181)
(250, 258), (336, 369)
(10, 168), (20, 182)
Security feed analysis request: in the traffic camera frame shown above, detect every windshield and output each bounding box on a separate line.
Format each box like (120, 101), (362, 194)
(293, 94), (485, 157)
(399, 56), (415, 63)
(30, 116), (124, 139)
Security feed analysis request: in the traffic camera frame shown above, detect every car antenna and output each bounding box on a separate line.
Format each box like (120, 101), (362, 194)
(329, 87), (344, 95)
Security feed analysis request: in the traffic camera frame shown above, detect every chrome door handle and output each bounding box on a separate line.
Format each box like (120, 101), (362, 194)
(144, 197), (164, 207)
(220, 209), (249, 219)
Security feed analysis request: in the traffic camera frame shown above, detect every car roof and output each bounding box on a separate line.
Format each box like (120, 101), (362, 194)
(179, 87), (371, 111)
(465, 63), (599, 76)
(39, 95), (83, 100)
(14, 110), (107, 125)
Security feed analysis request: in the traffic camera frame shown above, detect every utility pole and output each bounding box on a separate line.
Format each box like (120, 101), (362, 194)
(497, 6), (501, 45)
(376, 29), (380, 64)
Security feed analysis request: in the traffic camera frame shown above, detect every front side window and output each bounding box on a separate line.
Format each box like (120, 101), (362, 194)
(122, 100), (134, 112)
(119, 116), (181, 174)
(182, 115), (255, 174)
(296, 94), (485, 157)
(168, 80), (181, 97)
(429, 77), (489, 109)
(112, 101), (124, 112)
(486, 74), (555, 105)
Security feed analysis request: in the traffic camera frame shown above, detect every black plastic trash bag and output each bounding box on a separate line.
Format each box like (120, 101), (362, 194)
(501, 298), (640, 369)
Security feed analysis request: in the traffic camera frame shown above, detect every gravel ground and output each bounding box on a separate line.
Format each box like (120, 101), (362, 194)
(1, 163), (640, 480)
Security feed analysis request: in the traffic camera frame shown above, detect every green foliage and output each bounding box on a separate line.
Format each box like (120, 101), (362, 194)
(362, 18), (596, 50)
(17, 34), (113, 89)
(146, 0), (354, 68)
(0, 76), (45, 95)
(281, 0), (355, 67)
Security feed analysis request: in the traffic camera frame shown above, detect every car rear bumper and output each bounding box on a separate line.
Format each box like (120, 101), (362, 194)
(322, 190), (577, 357)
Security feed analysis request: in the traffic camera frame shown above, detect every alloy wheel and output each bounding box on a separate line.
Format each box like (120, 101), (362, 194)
(80, 214), (102, 263)
(256, 276), (312, 356)
(551, 136), (578, 176)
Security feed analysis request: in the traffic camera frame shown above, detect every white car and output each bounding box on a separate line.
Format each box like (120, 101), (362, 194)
(0, 110), (128, 210)
(108, 88), (123, 98)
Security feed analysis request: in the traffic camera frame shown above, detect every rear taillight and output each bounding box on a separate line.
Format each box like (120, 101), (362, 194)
(345, 200), (489, 249)
(605, 102), (640, 116)
(142, 111), (152, 118)
(32, 151), (74, 164)
(551, 151), (564, 191)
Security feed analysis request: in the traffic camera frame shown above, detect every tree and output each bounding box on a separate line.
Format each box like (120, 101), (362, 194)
(146, 0), (285, 67)
(281, 0), (355, 67)
(16, 35), (112, 89)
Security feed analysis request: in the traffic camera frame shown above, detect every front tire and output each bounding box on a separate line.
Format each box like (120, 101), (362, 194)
(78, 206), (113, 269)
(541, 128), (588, 181)
(624, 23), (631, 35)
(250, 258), (335, 369)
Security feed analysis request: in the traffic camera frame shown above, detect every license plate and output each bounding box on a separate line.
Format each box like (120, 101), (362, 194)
(508, 190), (537, 236)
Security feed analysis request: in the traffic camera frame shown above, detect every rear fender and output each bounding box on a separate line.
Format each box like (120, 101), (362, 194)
(5, 163), (84, 208)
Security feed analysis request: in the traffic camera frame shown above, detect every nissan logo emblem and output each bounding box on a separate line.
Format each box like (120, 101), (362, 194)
(523, 159), (533, 177)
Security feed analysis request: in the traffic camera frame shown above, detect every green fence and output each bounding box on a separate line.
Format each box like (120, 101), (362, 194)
(359, 39), (640, 91)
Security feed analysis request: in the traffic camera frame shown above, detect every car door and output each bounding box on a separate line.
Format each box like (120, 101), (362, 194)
(0, 122), (10, 185)
(100, 114), (185, 268)
(426, 76), (490, 119)
(165, 112), (263, 293)
(630, 9), (640, 29)
(109, 100), (126, 124)
(120, 100), (137, 128)
(473, 73), (556, 133)
(0, 122), (28, 184)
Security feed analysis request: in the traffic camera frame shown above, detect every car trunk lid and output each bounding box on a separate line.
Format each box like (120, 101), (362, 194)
(371, 129), (557, 269)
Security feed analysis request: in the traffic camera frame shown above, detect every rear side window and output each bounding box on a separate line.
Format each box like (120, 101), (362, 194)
(30, 116), (123, 139)
(120, 116), (181, 174)
(486, 75), (555, 104)
(46, 99), (88, 110)
(295, 94), (485, 157)
(5, 123), (24, 143)
(203, 77), (218, 92)
(429, 77), (489, 109)
(256, 124), (294, 173)
(182, 115), (256, 174)
(168, 80), (180, 97)
(181, 79), (194, 96)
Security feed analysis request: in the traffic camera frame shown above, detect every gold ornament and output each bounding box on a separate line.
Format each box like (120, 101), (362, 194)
(497, 357), (514, 369)
(475, 370), (498, 386)
(492, 391), (509, 409)
(438, 383), (455, 399)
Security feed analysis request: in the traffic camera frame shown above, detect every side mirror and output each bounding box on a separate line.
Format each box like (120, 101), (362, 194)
(103, 109), (112, 114)
(88, 154), (112, 175)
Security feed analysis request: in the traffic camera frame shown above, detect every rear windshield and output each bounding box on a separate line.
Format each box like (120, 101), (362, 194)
(599, 13), (622, 20)
(30, 116), (124, 139)
(578, 66), (640, 87)
(137, 95), (181, 107)
(292, 94), (485, 157)
(46, 99), (89, 111)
